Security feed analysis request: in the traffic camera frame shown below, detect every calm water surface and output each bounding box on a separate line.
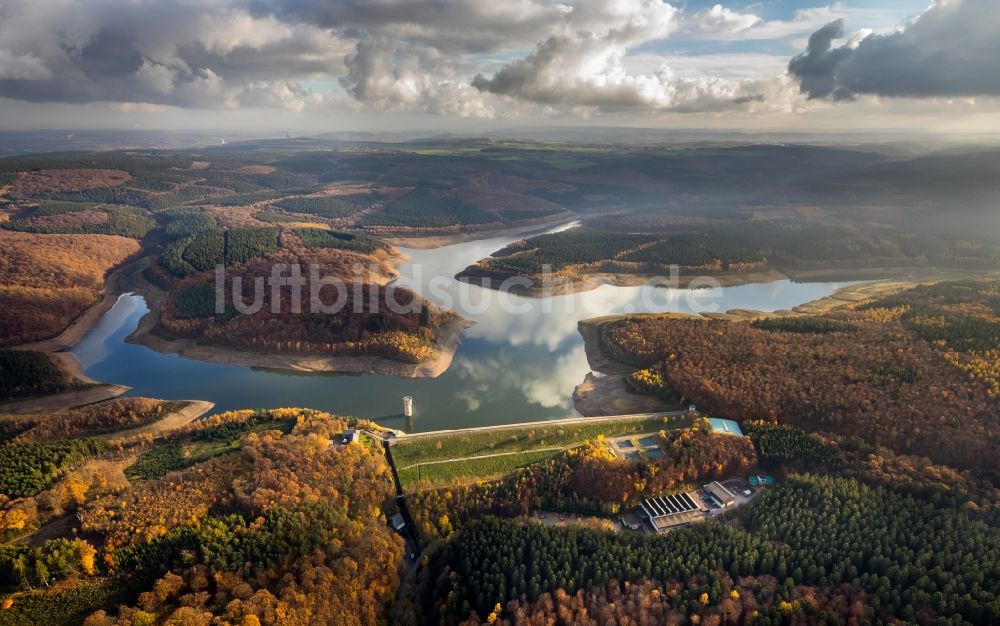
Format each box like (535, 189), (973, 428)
(72, 224), (855, 431)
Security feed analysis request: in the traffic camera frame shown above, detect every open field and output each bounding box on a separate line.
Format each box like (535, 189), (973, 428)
(391, 414), (687, 487)
(397, 448), (562, 488)
(391, 414), (681, 464)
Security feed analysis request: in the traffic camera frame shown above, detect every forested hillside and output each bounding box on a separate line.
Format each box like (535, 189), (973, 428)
(596, 279), (1000, 470)
(399, 279), (1000, 625)
(0, 351), (88, 401)
(464, 220), (1000, 290)
(0, 408), (404, 626)
(411, 474), (1000, 625)
(0, 231), (138, 347)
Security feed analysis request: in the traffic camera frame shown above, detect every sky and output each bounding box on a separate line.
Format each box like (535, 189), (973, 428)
(0, 0), (997, 133)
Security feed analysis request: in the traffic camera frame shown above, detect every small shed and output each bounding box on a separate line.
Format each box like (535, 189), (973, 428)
(390, 513), (406, 532)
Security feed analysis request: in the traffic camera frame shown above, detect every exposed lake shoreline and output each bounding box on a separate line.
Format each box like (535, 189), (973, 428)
(6, 219), (579, 396)
(455, 266), (788, 297)
(3, 254), (145, 413)
(3, 245), (467, 416)
(128, 307), (473, 378)
(20, 219), (989, 429)
(456, 264), (999, 299)
(113, 253), (474, 379)
(384, 215), (577, 249)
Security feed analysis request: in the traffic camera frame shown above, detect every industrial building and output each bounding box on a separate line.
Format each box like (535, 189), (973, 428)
(341, 428), (359, 444)
(704, 481), (737, 508)
(639, 492), (707, 533)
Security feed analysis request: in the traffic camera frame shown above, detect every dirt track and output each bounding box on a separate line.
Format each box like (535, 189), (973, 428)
(98, 399), (215, 440)
(0, 384), (129, 415)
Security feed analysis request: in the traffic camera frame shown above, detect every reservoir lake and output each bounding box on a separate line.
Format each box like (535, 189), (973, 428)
(71, 223), (854, 432)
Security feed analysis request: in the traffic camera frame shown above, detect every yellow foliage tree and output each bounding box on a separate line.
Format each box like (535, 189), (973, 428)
(0, 508), (30, 532)
(79, 541), (97, 576)
(486, 602), (502, 624)
(65, 474), (90, 506)
(438, 514), (453, 535)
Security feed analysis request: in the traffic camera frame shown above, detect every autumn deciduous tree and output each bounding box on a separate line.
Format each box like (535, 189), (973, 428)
(74, 409), (405, 625)
(0, 230), (139, 346)
(407, 430), (756, 545)
(599, 298), (1000, 470)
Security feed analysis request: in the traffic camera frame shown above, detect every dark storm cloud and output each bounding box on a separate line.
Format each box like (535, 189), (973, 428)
(0, 27), (153, 104)
(0, 0), (564, 109)
(787, 20), (853, 100)
(4, 0), (749, 114)
(0, 0), (345, 108)
(789, 0), (1000, 100)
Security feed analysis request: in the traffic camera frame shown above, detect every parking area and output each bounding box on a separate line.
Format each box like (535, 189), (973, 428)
(533, 511), (621, 532)
(699, 477), (763, 516)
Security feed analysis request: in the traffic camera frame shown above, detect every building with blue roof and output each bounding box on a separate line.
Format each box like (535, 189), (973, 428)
(707, 418), (744, 437)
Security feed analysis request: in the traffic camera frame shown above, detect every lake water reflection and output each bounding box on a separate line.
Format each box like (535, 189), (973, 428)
(72, 224), (855, 432)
